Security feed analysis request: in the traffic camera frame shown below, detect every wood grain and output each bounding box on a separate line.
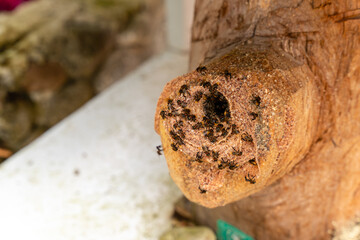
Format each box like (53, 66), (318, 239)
(184, 0), (360, 239)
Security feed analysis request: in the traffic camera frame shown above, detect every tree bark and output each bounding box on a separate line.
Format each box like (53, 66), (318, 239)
(156, 0), (360, 239)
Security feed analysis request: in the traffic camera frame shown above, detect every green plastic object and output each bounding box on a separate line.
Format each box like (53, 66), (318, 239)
(216, 220), (254, 240)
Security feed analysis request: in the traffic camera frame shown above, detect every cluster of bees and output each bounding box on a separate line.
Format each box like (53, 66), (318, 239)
(160, 86), (198, 151)
(158, 66), (262, 193)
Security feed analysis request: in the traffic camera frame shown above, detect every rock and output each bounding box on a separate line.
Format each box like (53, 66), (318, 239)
(159, 227), (216, 240)
(0, 66), (15, 90)
(0, 96), (33, 150)
(21, 62), (67, 93)
(0, 0), (141, 90)
(33, 80), (93, 127)
(94, 0), (165, 92)
(0, 0), (144, 150)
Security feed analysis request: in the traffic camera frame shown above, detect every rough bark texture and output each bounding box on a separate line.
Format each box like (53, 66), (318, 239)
(156, 0), (360, 239)
(155, 44), (320, 207)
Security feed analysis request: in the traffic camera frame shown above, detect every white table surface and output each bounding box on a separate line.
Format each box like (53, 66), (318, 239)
(0, 50), (188, 240)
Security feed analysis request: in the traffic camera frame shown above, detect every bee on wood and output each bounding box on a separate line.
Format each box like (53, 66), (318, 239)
(178, 138), (185, 146)
(215, 123), (223, 132)
(229, 161), (239, 170)
(182, 108), (191, 115)
(204, 129), (213, 137)
(196, 66), (207, 74)
(251, 95), (261, 107)
(218, 163), (227, 170)
(194, 91), (203, 102)
(168, 99), (175, 111)
(178, 129), (185, 139)
(249, 158), (257, 165)
(170, 130), (184, 145)
(177, 99), (187, 108)
(221, 128), (228, 137)
(160, 110), (167, 119)
(219, 115), (225, 123)
(187, 114), (196, 122)
(203, 115), (218, 128)
(170, 130), (178, 140)
(232, 147), (242, 156)
(212, 151), (219, 161)
(202, 116), (212, 128)
(199, 186), (207, 194)
(213, 116), (220, 125)
(209, 137), (217, 143)
(195, 152), (203, 163)
(202, 146), (211, 157)
(192, 122), (203, 130)
(241, 132), (253, 142)
(220, 109), (230, 123)
(224, 70), (231, 79)
(218, 158), (228, 170)
(245, 174), (256, 184)
(204, 129), (216, 142)
(200, 81), (211, 88)
(171, 143), (178, 151)
(173, 120), (183, 129)
(156, 145), (163, 155)
(209, 83), (218, 93)
(249, 112), (258, 120)
(231, 124), (240, 135)
(225, 110), (231, 120)
(179, 84), (189, 96)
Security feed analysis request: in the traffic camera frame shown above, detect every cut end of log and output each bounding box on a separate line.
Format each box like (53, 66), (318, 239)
(155, 44), (319, 207)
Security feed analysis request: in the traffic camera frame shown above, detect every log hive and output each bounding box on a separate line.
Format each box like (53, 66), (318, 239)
(155, 44), (319, 207)
(155, 0), (360, 239)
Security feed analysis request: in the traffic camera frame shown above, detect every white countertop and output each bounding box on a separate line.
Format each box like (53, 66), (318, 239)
(0, 50), (188, 240)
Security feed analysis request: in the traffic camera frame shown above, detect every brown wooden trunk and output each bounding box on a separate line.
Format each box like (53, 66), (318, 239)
(184, 0), (360, 239)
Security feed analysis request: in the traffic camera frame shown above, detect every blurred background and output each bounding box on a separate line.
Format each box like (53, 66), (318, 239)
(0, 1), (198, 239)
(0, 0), (166, 161)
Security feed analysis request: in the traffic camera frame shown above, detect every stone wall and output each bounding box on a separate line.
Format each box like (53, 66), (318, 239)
(0, 0), (165, 156)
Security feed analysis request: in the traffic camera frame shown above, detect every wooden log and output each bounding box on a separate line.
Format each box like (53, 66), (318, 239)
(155, 43), (320, 207)
(155, 0), (360, 239)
